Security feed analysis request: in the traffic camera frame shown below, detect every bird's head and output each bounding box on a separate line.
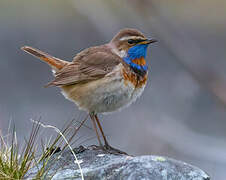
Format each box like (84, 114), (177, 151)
(110, 28), (157, 76)
(110, 28), (157, 58)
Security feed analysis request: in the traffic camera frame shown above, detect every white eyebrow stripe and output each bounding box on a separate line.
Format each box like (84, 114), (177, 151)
(119, 36), (131, 41)
(119, 36), (146, 41)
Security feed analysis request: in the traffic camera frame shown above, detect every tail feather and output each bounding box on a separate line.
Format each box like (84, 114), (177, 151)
(21, 46), (69, 70)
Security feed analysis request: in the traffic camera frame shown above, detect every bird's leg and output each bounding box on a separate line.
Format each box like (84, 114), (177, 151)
(94, 114), (127, 155)
(89, 113), (103, 147)
(94, 114), (109, 147)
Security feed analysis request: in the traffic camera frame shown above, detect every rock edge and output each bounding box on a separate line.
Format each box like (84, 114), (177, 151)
(26, 146), (210, 180)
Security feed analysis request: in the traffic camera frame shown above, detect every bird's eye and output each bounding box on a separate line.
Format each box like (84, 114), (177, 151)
(127, 39), (144, 44)
(127, 39), (134, 44)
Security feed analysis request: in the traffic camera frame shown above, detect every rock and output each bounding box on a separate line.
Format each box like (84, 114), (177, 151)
(25, 146), (210, 180)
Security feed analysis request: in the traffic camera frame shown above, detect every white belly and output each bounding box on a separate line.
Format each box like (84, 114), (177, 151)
(61, 64), (146, 113)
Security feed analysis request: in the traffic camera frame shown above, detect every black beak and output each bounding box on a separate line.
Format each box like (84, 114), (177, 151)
(146, 39), (158, 44)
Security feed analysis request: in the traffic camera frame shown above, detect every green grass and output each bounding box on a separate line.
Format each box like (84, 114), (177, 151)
(0, 123), (41, 179)
(0, 117), (87, 180)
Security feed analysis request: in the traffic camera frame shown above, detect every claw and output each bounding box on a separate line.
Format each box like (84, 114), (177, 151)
(102, 144), (128, 155)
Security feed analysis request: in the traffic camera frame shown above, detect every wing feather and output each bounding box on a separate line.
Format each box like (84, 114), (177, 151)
(47, 47), (122, 86)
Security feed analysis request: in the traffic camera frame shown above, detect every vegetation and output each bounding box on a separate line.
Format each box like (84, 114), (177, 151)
(0, 118), (87, 179)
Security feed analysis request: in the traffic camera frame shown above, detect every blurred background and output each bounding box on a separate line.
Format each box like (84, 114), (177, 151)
(0, 0), (226, 179)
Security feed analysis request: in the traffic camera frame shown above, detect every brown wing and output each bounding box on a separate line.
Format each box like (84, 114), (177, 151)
(47, 47), (122, 86)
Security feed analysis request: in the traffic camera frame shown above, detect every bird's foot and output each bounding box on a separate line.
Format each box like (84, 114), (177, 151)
(102, 144), (128, 155)
(88, 144), (128, 155)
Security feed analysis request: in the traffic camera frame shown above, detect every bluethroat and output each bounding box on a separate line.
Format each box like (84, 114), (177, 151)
(21, 28), (157, 153)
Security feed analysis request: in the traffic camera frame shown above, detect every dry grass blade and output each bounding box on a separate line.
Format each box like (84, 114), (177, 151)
(61, 115), (88, 152)
(31, 119), (85, 180)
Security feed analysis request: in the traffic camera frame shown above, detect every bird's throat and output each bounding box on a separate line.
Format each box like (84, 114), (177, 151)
(123, 44), (148, 77)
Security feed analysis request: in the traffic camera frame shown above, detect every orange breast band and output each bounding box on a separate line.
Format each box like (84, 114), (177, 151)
(122, 68), (147, 88)
(131, 57), (146, 66)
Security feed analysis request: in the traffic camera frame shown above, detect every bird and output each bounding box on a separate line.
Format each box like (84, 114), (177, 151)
(21, 28), (157, 153)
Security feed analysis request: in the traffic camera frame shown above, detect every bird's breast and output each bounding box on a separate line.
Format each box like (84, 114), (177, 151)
(60, 63), (147, 114)
(122, 64), (148, 89)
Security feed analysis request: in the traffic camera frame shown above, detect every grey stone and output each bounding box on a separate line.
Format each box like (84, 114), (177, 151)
(25, 146), (210, 180)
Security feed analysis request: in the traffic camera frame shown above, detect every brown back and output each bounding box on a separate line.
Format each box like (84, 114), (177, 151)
(47, 45), (124, 86)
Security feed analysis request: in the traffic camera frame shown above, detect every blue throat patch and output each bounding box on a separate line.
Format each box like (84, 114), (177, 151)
(123, 44), (148, 74)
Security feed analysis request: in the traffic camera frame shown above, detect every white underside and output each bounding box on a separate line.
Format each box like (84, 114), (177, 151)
(60, 64), (146, 114)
